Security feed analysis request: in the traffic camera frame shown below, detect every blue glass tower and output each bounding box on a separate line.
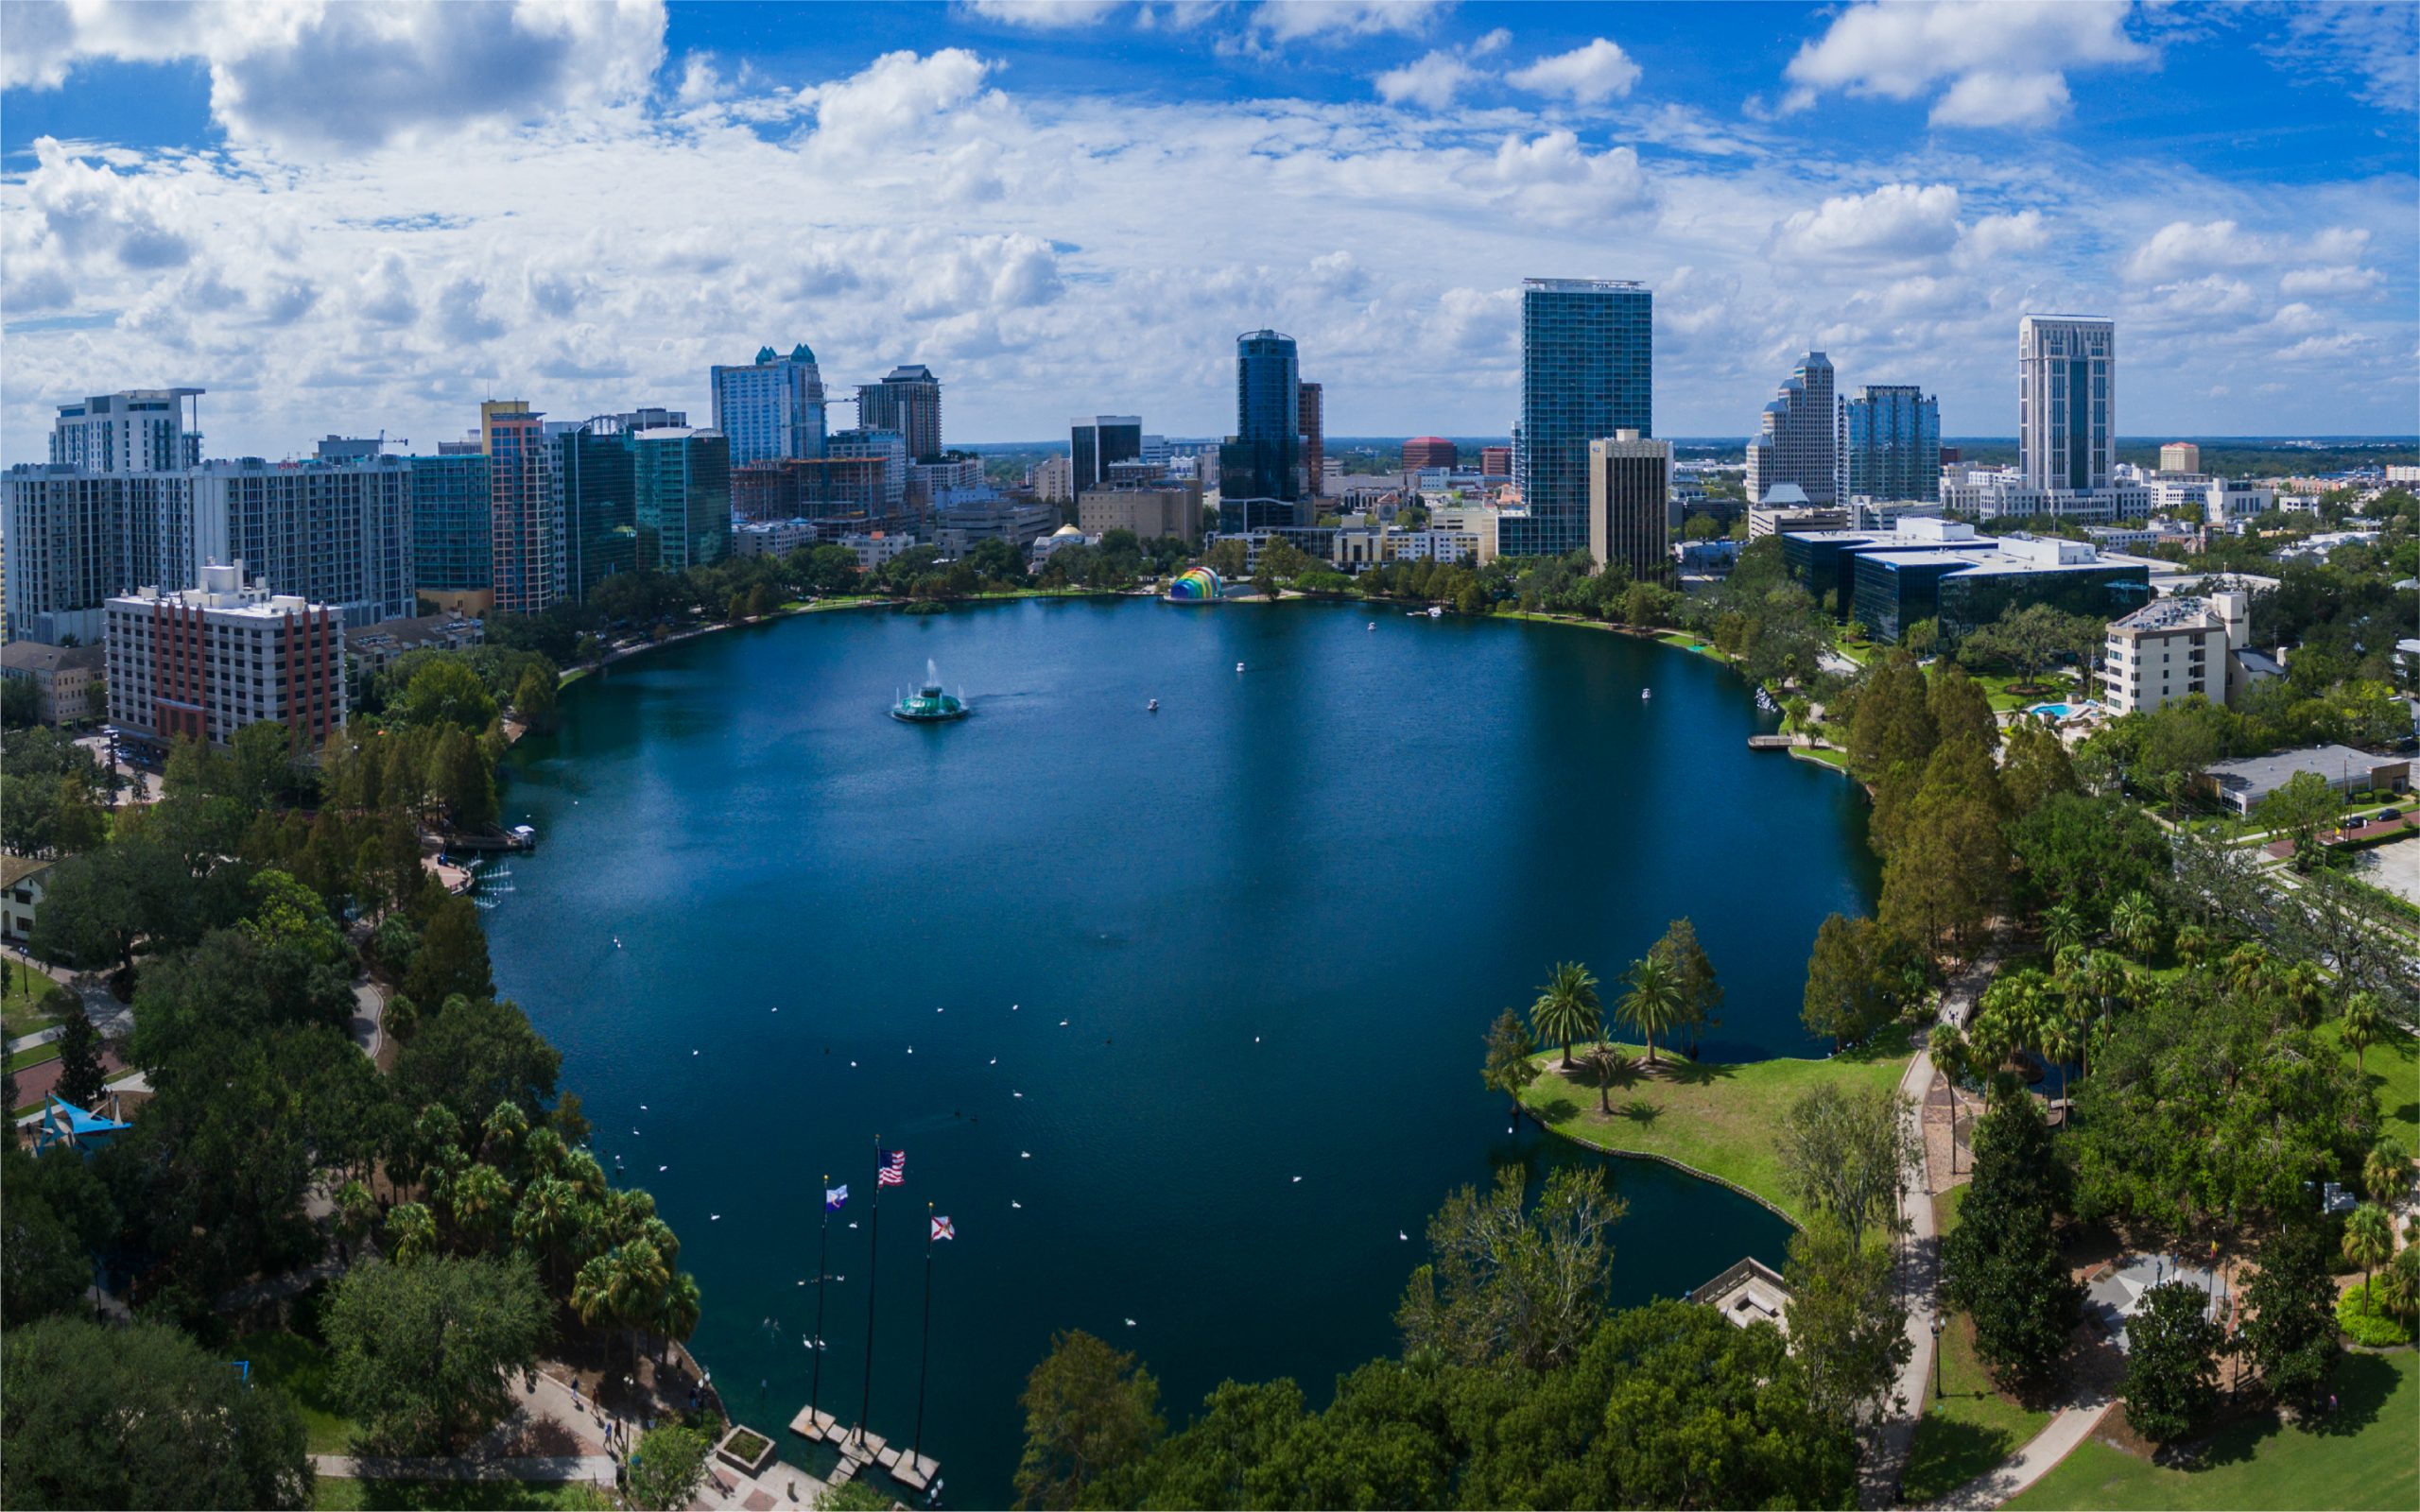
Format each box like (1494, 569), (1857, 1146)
(1507, 279), (1651, 558)
(1844, 385), (1941, 502)
(1219, 330), (1302, 529)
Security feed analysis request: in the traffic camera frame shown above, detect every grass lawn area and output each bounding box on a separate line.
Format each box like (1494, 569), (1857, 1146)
(1901, 1184), (2051, 1503)
(2005, 1349), (2418, 1511)
(2, 962), (74, 1039)
(6, 1040), (61, 1073)
(2317, 1020), (2419, 1150)
(315, 1480), (613, 1511)
(238, 1331), (355, 1453)
(1517, 1026), (1913, 1221)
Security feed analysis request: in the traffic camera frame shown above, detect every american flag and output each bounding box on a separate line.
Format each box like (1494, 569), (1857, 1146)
(930, 1215), (955, 1242)
(877, 1150), (907, 1187)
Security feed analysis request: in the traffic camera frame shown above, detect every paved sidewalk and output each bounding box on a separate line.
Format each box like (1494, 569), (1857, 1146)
(312, 1453), (614, 1484)
(1932, 1397), (2113, 1509)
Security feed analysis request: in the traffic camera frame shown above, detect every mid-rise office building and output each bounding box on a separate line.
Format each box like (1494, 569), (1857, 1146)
(1508, 279), (1651, 558)
(2019, 316), (2115, 493)
(49, 387), (204, 474)
(632, 427), (733, 573)
(105, 561), (345, 749)
(1844, 385), (1940, 503)
(857, 366), (942, 462)
(407, 451), (492, 614)
(1072, 417), (1144, 494)
(1744, 352), (1841, 507)
(1078, 482), (1203, 545)
(711, 344), (828, 466)
(1587, 429), (1673, 582)
(1298, 382), (1325, 499)
(1403, 437), (1458, 472)
(481, 401), (560, 614)
(1219, 331), (1304, 530)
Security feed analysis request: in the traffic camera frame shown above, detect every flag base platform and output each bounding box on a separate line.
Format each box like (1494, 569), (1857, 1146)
(877, 1447), (941, 1490)
(787, 1406), (839, 1442)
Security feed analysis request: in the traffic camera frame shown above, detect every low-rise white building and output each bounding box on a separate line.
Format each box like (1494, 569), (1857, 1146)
(105, 560), (346, 749)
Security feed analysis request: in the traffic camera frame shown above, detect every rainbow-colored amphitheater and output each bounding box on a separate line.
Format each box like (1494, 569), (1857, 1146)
(1167, 567), (1222, 603)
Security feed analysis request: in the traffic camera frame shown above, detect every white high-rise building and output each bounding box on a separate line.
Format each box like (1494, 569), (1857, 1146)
(1744, 352), (1841, 507)
(49, 388), (204, 474)
(2019, 317), (2115, 493)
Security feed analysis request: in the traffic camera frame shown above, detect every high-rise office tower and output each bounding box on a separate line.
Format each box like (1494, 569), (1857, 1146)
(1508, 279), (1651, 558)
(49, 388), (204, 474)
(1844, 385), (1940, 502)
(632, 427), (733, 574)
(482, 401), (561, 614)
(1071, 417), (1144, 492)
(711, 344), (828, 466)
(857, 366), (943, 462)
(408, 451), (493, 612)
(1743, 352), (1841, 507)
(558, 422), (639, 603)
(1219, 330), (1303, 529)
(1297, 382), (1324, 500)
(2018, 316), (2115, 493)
(1588, 429), (1673, 583)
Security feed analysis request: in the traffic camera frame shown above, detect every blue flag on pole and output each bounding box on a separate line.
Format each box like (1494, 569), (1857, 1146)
(825, 1185), (849, 1211)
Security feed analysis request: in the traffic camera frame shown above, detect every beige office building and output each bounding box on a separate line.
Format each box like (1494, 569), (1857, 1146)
(1077, 482), (1203, 545)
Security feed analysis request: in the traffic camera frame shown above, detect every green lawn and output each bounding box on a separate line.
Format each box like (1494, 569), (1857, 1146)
(1517, 1027), (1914, 1221)
(238, 1332), (355, 1453)
(2005, 1350), (2418, 1511)
(6, 1040), (61, 1073)
(1901, 1185), (2052, 1503)
(315, 1480), (613, 1511)
(2317, 1020), (2419, 1149)
(1, 962), (73, 1039)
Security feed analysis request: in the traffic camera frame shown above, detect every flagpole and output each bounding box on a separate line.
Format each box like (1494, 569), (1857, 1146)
(912, 1201), (935, 1469)
(809, 1173), (831, 1424)
(857, 1136), (881, 1448)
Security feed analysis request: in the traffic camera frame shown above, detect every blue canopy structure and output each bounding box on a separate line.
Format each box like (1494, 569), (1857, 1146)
(32, 1093), (130, 1156)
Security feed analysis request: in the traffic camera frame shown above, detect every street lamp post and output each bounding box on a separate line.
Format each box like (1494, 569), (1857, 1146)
(1930, 1314), (1945, 1400)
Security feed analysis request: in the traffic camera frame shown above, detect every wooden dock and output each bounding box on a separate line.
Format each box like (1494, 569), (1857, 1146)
(788, 1405), (941, 1495)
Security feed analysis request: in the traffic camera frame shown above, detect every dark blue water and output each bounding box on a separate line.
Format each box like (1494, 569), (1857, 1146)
(488, 598), (1878, 1503)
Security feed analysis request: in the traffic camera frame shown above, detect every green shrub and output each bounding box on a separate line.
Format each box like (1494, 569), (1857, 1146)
(2336, 1286), (2411, 1347)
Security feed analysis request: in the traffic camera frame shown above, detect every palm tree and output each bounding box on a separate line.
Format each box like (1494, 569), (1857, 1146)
(450, 1162), (513, 1252)
(2110, 891), (2160, 961)
(2344, 1203), (2394, 1310)
(2364, 1138), (2410, 1209)
(653, 1270), (702, 1365)
(385, 1201), (438, 1264)
(1588, 1046), (1631, 1116)
(2043, 902), (2087, 957)
(1932, 1025), (1971, 1178)
(1530, 961), (1601, 1069)
(2342, 992), (2383, 1074)
(1617, 954), (1686, 1068)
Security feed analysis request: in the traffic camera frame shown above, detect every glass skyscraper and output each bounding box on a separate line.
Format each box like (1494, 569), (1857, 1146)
(1507, 279), (1651, 558)
(1844, 385), (1941, 502)
(711, 343), (828, 467)
(1219, 330), (1302, 528)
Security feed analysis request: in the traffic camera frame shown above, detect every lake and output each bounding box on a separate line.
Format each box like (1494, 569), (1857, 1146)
(487, 596), (1879, 1503)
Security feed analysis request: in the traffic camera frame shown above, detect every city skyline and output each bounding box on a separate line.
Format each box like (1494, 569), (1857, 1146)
(2, 1), (2415, 460)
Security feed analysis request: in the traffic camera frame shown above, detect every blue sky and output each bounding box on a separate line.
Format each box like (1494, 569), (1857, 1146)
(3, 0), (2413, 456)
